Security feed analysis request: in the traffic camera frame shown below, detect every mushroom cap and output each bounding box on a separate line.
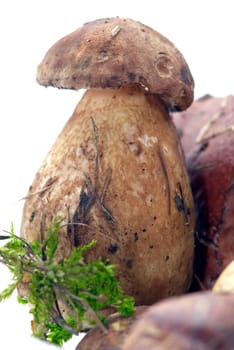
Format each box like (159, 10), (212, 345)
(174, 95), (234, 289)
(37, 17), (194, 111)
(122, 291), (234, 350)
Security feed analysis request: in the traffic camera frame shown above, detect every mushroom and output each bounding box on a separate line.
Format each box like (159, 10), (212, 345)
(173, 95), (234, 289)
(213, 260), (234, 293)
(21, 17), (195, 305)
(122, 291), (234, 350)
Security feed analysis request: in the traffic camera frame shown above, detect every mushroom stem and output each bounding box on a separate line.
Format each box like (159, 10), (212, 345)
(21, 85), (194, 305)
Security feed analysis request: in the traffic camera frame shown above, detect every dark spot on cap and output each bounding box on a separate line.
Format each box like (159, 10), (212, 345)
(165, 255), (170, 261)
(138, 75), (145, 82)
(99, 46), (108, 54)
(128, 72), (136, 81)
(108, 244), (118, 254)
(142, 228), (147, 233)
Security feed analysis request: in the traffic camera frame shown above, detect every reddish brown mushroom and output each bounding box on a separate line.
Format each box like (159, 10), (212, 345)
(20, 17), (195, 306)
(173, 95), (234, 289)
(122, 291), (234, 350)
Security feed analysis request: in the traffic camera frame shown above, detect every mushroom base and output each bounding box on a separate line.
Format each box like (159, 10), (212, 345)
(21, 86), (194, 305)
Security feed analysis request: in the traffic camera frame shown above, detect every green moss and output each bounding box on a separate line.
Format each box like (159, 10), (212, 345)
(0, 217), (135, 346)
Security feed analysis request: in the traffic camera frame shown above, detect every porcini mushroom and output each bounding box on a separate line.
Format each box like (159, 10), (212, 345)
(21, 17), (195, 305)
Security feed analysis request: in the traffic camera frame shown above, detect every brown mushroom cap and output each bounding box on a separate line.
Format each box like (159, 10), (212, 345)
(122, 291), (234, 350)
(37, 17), (194, 111)
(174, 95), (234, 289)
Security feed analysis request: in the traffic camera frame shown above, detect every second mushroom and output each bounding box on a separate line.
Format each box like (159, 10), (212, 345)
(21, 18), (195, 305)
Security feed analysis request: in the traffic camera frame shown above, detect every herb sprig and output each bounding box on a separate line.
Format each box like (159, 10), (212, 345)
(0, 217), (134, 346)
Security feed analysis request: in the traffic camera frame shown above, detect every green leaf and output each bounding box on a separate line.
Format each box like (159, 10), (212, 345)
(0, 282), (17, 302)
(115, 295), (135, 317)
(17, 295), (28, 304)
(46, 323), (73, 346)
(10, 222), (14, 234)
(42, 216), (62, 262)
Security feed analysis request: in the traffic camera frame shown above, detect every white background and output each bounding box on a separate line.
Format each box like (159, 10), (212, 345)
(0, 1), (233, 349)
